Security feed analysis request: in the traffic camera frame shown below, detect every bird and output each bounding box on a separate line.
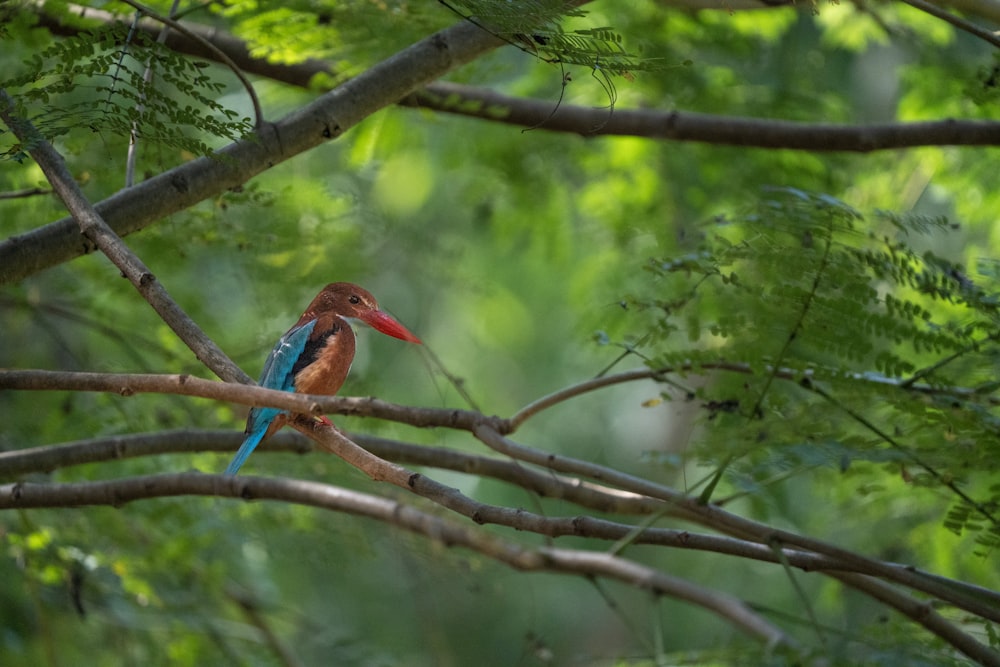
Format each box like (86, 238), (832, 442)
(225, 282), (421, 475)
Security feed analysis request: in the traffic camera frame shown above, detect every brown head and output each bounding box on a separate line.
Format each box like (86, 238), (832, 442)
(305, 282), (422, 343)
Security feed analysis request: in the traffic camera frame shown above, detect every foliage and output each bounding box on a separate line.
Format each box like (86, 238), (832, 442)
(1, 21), (251, 161)
(1, 0), (1000, 665)
(631, 190), (1000, 550)
(441, 0), (653, 73)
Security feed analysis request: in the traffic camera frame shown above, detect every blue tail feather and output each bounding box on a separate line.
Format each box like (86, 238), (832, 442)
(226, 321), (316, 475)
(225, 418), (271, 475)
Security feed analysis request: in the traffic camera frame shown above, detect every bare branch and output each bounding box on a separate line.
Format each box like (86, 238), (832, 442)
(934, 0), (1000, 24)
(0, 368), (497, 430)
(0, 472), (795, 647)
(1, 424), (984, 625)
(0, 429), (664, 515)
(5, 363), (992, 440)
(402, 83), (1000, 149)
(510, 368), (665, 428)
(5, 467), (996, 660)
(510, 364), (1000, 429)
(4, 367), (1000, 625)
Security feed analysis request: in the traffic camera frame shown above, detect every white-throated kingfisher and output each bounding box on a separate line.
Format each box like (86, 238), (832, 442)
(225, 282), (421, 475)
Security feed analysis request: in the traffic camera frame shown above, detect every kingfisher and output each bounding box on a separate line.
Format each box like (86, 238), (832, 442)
(225, 282), (421, 475)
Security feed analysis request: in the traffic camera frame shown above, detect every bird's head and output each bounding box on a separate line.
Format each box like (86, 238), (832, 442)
(312, 282), (422, 344)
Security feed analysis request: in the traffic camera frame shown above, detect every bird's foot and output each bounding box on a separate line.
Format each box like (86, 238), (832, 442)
(309, 415), (342, 433)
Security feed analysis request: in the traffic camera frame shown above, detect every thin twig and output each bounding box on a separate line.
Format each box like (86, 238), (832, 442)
(806, 379), (999, 527)
(125, 0), (181, 188)
(508, 363), (1000, 429)
(899, 0), (1000, 49)
(0, 186), (51, 200)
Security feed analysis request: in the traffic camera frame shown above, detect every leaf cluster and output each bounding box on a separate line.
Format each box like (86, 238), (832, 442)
(440, 0), (657, 76)
(631, 189), (1000, 549)
(1, 22), (252, 161)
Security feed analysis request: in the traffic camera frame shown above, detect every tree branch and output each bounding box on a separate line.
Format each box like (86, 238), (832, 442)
(4, 364), (993, 439)
(0, 186), (52, 200)
(5, 467), (997, 661)
(471, 424), (1000, 625)
(401, 82), (1000, 149)
(4, 366), (999, 626)
(0, 472), (796, 648)
(0, 368), (499, 431)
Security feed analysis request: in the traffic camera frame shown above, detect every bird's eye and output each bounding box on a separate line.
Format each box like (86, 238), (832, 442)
(348, 295), (361, 305)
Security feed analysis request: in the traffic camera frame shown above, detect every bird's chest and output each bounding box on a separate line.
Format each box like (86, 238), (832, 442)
(292, 321), (357, 396)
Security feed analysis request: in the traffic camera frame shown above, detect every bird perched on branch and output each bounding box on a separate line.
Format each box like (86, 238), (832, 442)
(225, 282), (421, 475)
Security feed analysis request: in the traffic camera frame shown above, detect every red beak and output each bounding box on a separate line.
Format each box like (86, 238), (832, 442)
(362, 310), (422, 344)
